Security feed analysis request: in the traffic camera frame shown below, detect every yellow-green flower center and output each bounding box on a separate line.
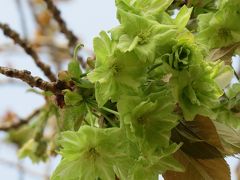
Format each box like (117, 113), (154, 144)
(87, 147), (100, 161)
(138, 31), (151, 45)
(218, 28), (232, 41)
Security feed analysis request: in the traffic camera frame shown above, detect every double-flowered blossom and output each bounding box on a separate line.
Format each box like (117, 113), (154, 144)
(111, 9), (177, 62)
(117, 92), (184, 179)
(51, 126), (129, 180)
(88, 31), (146, 107)
(197, 0), (240, 49)
(51, 0), (237, 179)
(117, 91), (178, 148)
(115, 0), (174, 20)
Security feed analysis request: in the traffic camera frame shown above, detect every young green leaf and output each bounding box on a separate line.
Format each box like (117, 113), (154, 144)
(174, 6), (193, 31)
(64, 90), (83, 106)
(68, 60), (82, 79)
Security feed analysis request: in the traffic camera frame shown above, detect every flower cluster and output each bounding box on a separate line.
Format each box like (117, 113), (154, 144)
(51, 0), (237, 179)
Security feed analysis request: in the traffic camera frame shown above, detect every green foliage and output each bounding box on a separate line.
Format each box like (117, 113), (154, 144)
(68, 60), (82, 79)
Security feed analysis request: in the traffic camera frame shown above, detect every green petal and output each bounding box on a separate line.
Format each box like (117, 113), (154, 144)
(210, 61), (233, 89)
(174, 6), (193, 30)
(93, 31), (115, 67)
(95, 80), (117, 107)
(117, 34), (140, 52)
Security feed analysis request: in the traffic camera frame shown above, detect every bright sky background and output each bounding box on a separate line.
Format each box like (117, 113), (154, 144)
(0, 0), (239, 179)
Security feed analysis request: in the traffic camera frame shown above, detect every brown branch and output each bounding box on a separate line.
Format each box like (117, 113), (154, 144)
(0, 107), (41, 131)
(0, 23), (57, 82)
(0, 66), (59, 93)
(43, 0), (79, 48)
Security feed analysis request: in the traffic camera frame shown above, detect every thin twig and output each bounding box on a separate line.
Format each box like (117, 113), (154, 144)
(43, 0), (78, 48)
(0, 107), (41, 131)
(0, 23), (57, 82)
(234, 70), (240, 81)
(30, 0), (86, 68)
(0, 66), (58, 93)
(15, 0), (28, 40)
